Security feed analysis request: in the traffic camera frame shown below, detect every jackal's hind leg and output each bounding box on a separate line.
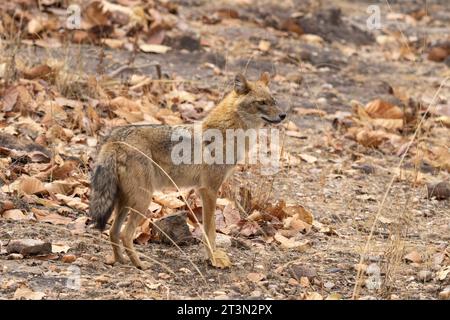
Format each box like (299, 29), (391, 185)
(106, 207), (128, 265)
(121, 204), (151, 270)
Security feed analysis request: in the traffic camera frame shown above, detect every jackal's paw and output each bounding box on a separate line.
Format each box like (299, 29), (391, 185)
(210, 249), (232, 269)
(135, 261), (151, 271)
(105, 254), (127, 266)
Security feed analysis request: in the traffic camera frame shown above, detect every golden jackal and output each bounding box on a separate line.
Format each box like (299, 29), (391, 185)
(89, 72), (286, 269)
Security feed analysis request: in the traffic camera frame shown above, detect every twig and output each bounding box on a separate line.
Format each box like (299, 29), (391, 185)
(108, 62), (160, 78)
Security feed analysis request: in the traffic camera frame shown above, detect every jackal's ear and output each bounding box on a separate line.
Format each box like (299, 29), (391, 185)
(234, 73), (249, 95)
(259, 72), (270, 86)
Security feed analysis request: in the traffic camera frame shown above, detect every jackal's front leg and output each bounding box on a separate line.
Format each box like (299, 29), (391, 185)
(199, 188), (231, 268)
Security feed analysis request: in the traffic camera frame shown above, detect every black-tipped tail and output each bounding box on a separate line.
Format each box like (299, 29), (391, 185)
(89, 152), (117, 230)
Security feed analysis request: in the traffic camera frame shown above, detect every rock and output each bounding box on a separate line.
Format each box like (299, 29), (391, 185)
(439, 286), (450, 300)
(216, 233), (232, 248)
(13, 286), (46, 300)
(428, 47), (449, 62)
(0, 199), (14, 214)
(404, 250), (422, 263)
(6, 239), (52, 256)
(417, 270), (433, 282)
(352, 164), (375, 174)
(169, 35), (201, 51)
(231, 238), (251, 250)
(153, 211), (193, 245)
(62, 254), (77, 263)
(249, 290), (262, 299)
(6, 253), (24, 260)
(427, 182), (450, 200)
(73, 257), (89, 266)
(288, 264), (317, 280)
(158, 272), (171, 280)
(116, 281), (132, 288)
(424, 284), (436, 292)
(95, 275), (110, 284)
(2, 209), (28, 220)
(317, 97), (327, 107)
(213, 290), (227, 296)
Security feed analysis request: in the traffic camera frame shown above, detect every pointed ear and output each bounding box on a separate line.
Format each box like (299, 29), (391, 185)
(234, 73), (249, 95)
(259, 72), (270, 86)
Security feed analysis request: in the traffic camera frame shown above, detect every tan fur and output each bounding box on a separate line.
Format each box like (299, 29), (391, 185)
(88, 73), (286, 269)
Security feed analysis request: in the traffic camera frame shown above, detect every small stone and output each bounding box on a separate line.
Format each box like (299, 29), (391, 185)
(179, 267), (192, 274)
(117, 281), (131, 288)
(213, 290), (226, 296)
(288, 264), (317, 280)
(158, 272), (171, 280)
(73, 257), (89, 266)
(95, 275), (109, 284)
(6, 239), (52, 256)
(62, 254), (77, 263)
(417, 270), (433, 282)
(427, 182), (450, 200)
(324, 281), (335, 289)
(428, 47), (448, 62)
(6, 253), (23, 260)
(172, 35), (201, 51)
(404, 250), (422, 263)
(249, 290), (262, 298)
(153, 211), (193, 245)
(352, 164), (375, 174)
(317, 97), (327, 107)
(216, 233), (232, 248)
(424, 284), (435, 292)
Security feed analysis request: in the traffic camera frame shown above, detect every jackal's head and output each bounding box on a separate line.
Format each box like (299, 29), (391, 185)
(234, 72), (286, 126)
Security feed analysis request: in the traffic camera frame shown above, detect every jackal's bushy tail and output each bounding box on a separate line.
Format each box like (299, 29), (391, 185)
(89, 147), (118, 230)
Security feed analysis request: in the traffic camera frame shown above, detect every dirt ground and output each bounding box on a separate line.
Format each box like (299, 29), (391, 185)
(0, 0), (449, 300)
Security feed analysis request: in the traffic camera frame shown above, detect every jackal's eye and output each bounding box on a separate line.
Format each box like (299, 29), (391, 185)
(256, 101), (267, 112)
